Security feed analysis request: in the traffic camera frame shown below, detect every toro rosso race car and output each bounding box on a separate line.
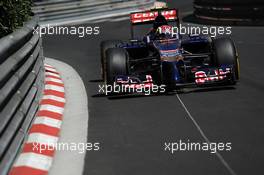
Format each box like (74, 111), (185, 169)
(100, 8), (240, 94)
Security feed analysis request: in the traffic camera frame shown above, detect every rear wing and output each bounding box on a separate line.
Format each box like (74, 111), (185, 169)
(130, 8), (179, 39)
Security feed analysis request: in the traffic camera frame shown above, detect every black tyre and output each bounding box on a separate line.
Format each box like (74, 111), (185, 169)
(213, 37), (240, 82)
(100, 40), (121, 80)
(105, 48), (128, 84)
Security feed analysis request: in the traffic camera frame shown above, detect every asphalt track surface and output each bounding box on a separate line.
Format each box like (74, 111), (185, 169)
(43, 1), (264, 174)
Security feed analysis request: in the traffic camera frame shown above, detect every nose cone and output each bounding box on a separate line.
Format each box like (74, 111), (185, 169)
(154, 39), (181, 59)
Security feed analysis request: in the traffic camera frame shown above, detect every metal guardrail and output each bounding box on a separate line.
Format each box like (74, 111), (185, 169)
(32, 0), (155, 25)
(194, 0), (264, 21)
(0, 17), (44, 175)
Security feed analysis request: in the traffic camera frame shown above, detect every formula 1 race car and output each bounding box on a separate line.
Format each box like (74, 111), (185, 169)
(100, 8), (240, 94)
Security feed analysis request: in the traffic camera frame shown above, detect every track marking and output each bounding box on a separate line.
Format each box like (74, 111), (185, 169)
(42, 95), (66, 103)
(44, 84), (65, 93)
(10, 65), (66, 175)
(45, 67), (59, 73)
(39, 104), (64, 115)
(46, 72), (61, 78)
(27, 133), (59, 145)
(34, 117), (62, 129)
(176, 94), (237, 175)
(13, 153), (52, 171)
(44, 57), (89, 175)
(45, 77), (63, 84)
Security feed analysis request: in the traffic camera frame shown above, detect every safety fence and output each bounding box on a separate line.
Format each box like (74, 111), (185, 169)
(0, 17), (44, 175)
(32, 0), (155, 25)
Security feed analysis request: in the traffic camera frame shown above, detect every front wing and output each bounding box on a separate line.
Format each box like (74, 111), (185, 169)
(106, 66), (236, 95)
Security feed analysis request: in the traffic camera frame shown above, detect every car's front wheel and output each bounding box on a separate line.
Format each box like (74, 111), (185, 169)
(105, 48), (128, 85)
(100, 40), (122, 81)
(213, 37), (240, 84)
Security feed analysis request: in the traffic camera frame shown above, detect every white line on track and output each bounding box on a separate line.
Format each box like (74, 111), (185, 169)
(176, 94), (237, 175)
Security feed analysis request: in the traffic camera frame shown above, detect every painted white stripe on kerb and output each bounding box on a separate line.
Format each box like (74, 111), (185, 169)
(46, 72), (61, 78)
(13, 152), (52, 171)
(45, 77), (63, 84)
(27, 133), (58, 145)
(45, 65), (55, 69)
(42, 95), (66, 103)
(34, 117), (62, 128)
(44, 63), (53, 67)
(45, 57), (88, 175)
(44, 66), (54, 69)
(45, 85), (65, 93)
(45, 67), (58, 73)
(39, 104), (64, 115)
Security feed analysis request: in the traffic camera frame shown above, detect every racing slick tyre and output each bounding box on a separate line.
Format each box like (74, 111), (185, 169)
(213, 37), (240, 84)
(105, 48), (128, 85)
(100, 40), (122, 81)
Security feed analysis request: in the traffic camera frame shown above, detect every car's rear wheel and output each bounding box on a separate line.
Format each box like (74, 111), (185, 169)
(100, 40), (122, 81)
(213, 37), (240, 84)
(105, 48), (128, 84)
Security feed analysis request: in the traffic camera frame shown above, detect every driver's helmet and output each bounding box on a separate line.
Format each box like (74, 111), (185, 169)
(153, 14), (168, 30)
(156, 25), (178, 40)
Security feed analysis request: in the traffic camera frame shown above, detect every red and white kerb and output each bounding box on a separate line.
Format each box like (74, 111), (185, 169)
(9, 64), (66, 175)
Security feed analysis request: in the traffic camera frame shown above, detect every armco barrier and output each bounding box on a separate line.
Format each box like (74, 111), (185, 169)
(194, 0), (264, 21)
(0, 17), (44, 175)
(32, 0), (155, 25)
